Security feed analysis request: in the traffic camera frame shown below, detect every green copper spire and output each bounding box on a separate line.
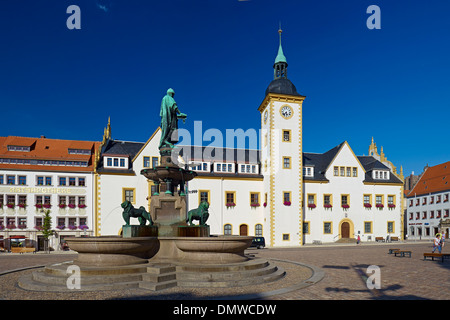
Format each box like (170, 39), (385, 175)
(274, 27), (287, 64)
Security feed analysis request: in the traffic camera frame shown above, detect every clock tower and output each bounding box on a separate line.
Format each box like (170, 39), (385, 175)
(258, 28), (306, 247)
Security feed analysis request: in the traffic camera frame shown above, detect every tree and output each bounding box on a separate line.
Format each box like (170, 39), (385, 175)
(41, 209), (53, 253)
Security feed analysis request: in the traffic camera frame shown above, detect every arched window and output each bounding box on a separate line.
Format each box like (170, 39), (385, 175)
(255, 224), (263, 237)
(224, 224), (232, 235)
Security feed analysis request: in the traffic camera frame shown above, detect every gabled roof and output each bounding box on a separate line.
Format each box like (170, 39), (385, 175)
(407, 161), (450, 197)
(303, 141), (402, 184)
(102, 140), (145, 157)
(0, 136), (100, 172)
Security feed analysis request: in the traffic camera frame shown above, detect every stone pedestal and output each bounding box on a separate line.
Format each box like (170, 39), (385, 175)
(122, 225), (158, 238)
(178, 226), (210, 237)
(150, 193), (188, 237)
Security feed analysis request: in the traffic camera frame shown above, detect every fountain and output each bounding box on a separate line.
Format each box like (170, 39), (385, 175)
(18, 88), (285, 292)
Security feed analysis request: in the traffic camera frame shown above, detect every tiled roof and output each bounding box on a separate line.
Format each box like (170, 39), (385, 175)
(407, 161), (450, 197)
(0, 136), (101, 172)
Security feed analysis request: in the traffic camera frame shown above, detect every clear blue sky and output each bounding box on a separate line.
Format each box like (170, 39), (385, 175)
(1, 0), (449, 176)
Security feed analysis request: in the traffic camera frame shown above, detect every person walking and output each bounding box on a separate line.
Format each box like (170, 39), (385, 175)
(432, 234), (442, 253)
(357, 234), (361, 245)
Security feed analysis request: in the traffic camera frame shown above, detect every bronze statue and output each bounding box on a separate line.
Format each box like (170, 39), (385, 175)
(121, 200), (153, 226)
(186, 201), (210, 226)
(159, 88), (187, 150)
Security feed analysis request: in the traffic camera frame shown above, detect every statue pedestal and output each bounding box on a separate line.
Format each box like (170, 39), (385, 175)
(122, 225), (158, 238)
(178, 226), (210, 237)
(150, 193), (187, 237)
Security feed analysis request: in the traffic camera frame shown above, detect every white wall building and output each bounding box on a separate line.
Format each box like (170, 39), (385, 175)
(406, 161), (450, 240)
(0, 136), (99, 251)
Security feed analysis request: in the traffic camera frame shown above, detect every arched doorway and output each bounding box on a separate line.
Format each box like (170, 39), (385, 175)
(239, 224), (248, 236)
(339, 219), (354, 239)
(341, 222), (350, 238)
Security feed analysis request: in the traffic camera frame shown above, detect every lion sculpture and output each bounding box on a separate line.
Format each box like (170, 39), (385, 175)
(121, 200), (153, 226)
(186, 201), (209, 226)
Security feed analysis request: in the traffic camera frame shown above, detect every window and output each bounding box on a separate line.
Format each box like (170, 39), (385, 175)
(225, 192), (235, 205)
(334, 167), (339, 176)
(123, 188), (135, 204)
(307, 194), (316, 208)
(152, 157), (159, 168)
(59, 196), (67, 206)
(364, 222), (372, 233)
(78, 177), (85, 187)
(224, 224), (232, 235)
(282, 234), (290, 241)
(387, 222), (395, 233)
(250, 192), (259, 206)
(303, 222), (310, 234)
(283, 157), (291, 169)
(388, 195), (395, 207)
(143, 157), (150, 168)
(37, 176), (44, 186)
(364, 194), (372, 205)
(376, 195), (384, 206)
(59, 177), (67, 186)
(340, 167), (345, 176)
(228, 164), (232, 172)
(7, 195), (15, 206)
(324, 194), (332, 207)
(18, 217), (27, 228)
(0, 195), (3, 206)
(0, 175), (3, 184)
(69, 177), (76, 186)
(199, 190), (209, 204)
(341, 195), (349, 206)
(353, 167), (358, 177)
(107, 158), (112, 167)
(324, 222), (332, 234)
(120, 159), (125, 167)
(346, 167), (351, 177)
(113, 158), (119, 167)
(78, 196), (85, 206)
(255, 224), (263, 237)
(283, 130), (291, 142)
(45, 176), (52, 186)
(57, 218), (66, 228)
(7, 175), (15, 185)
(16, 176), (26, 186)
(283, 192), (291, 203)
(18, 195), (26, 207)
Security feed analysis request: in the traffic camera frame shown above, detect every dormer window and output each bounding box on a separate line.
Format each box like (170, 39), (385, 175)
(68, 148), (91, 155)
(105, 156), (128, 169)
(238, 164), (258, 174)
(215, 163), (234, 173)
(7, 145), (30, 152)
(303, 166), (314, 177)
(373, 170), (389, 180)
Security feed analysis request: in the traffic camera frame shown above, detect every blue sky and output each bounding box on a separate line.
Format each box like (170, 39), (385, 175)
(0, 0), (449, 176)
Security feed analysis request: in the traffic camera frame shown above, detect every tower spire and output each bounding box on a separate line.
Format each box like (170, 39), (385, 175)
(273, 26), (288, 80)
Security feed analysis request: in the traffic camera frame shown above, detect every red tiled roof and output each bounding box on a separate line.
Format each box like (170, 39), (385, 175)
(407, 161), (450, 197)
(0, 136), (101, 172)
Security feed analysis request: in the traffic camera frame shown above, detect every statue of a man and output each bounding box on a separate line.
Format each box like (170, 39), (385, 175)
(159, 88), (187, 150)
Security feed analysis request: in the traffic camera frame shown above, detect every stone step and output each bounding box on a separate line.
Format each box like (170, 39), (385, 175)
(146, 263), (176, 275)
(139, 279), (178, 291)
(18, 273), (141, 292)
(176, 258), (269, 273)
(142, 272), (176, 283)
(177, 268), (286, 288)
(34, 269), (146, 285)
(44, 262), (148, 277)
(176, 264), (279, 281)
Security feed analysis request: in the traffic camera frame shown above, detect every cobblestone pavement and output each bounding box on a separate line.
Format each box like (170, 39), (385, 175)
(254, 242), (450, 300)
(0, 241), (448, 300)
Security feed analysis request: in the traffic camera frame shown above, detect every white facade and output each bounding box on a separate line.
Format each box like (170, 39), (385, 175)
(406, 192), (450, 240)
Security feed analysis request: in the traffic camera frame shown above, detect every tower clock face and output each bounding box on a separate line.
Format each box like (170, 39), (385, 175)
(280, 105), (293, 119)
(264, 110), (268, 124)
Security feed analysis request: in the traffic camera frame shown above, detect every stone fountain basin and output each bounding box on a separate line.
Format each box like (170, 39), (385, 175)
(66, 236), (159, 266)
(141, 166), (197, 183)
(152, 236), (254, 264)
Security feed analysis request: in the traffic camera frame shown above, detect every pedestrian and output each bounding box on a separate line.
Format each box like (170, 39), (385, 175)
(440, 232), (445, 250)
(357, 234), (361, 245)
(432, 234), (442, 253)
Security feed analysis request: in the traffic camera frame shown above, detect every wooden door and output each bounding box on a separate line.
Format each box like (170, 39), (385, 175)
(239, 224), (248, 236)
(341, 222), (350, 238)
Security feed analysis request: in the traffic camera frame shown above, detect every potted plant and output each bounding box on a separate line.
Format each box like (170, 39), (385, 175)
(79, 225), (88, 231)
(342, 204), (350, 209)
(283, 201), (291, 206)
(35, 203), (43, 209)
(68, 225), (77, 230)
(307, 203), (316, 209)
(6, 203), (15, 209)
(56, 225), (66, 230)
(225, 202), (236, 208)
(364, 203), (372, 208)
(43, 203), (52, 209)
(263, 202), (267, 207)
(376, 203), (384, 209)
(18, 224), (27, 230)
(324, 204), (332, 209)
(78, 204), (87, 209)
(58, 203), (66, 209)
(250, 203), (260, 207)
(388, 204), (396, 209)
(6, 223), (16, 230)
(68, 204), (76, 209)
(34, 225), (43, 231)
